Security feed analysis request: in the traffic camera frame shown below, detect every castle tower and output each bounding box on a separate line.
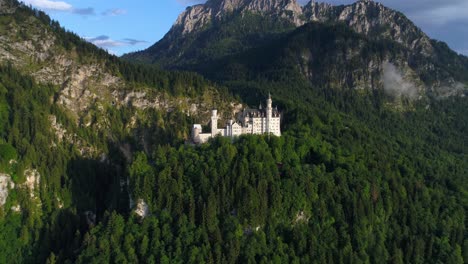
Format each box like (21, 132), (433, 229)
(266, 93), (272, 134)
(211, 109), (218, 137)
(192, 124), (202, 144)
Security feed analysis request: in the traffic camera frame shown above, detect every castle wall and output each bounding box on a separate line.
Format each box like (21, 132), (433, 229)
(231, 123), (242, 136)
(252, 117), (267, 134)
(214, 129), (223, 136)
(198, 133), (212, 144)
(242, 124), (253, 134)
(269, 117), (281, 136)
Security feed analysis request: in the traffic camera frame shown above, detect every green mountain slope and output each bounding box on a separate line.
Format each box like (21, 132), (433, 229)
(198, 22), (468, 104)
(74, 89), (468, 263)
(0, 0), (466, 263)
(0, 1), (238, 262)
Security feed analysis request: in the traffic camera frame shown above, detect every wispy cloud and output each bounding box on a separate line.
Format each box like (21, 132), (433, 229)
(85, 35), (147, 48)
(176, 0), (206, 6)
(21, 0), (95, 15)
(382, 62), (420, 99)
(73, 7), (95, 16)
(102, 8), (127, 16)
(123, 38), (147, 45)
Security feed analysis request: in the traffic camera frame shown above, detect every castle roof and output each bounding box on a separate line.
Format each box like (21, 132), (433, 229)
(241, 107), (280, 118)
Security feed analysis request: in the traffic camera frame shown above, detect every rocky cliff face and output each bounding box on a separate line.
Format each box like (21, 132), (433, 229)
(140, 0), (432, 55)
(0, 173), (14, 207)
(303, 0), (433, 56)
(0, 0), (16, 14)
(174, 0), (303, 35)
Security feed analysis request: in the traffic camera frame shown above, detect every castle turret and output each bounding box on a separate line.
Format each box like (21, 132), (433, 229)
(211, 109), (218, 137)
(192, 124), (202, 144)
(229, 119), (234, 137)
(266, 93), (272, 134)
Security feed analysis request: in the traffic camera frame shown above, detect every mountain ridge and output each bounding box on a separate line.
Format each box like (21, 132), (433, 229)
(123, 0), (468, 99)
(126, 0), (434, 59)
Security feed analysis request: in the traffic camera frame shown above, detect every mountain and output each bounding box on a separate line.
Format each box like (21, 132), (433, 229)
(0, 0), (467, 263)
(124, 0), (468, 99)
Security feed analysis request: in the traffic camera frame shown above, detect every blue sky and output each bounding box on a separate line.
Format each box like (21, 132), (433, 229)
(20, 0), (468, 56)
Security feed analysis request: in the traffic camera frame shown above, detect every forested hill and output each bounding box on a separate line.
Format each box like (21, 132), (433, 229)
(0, 1), (237, 262)
(0, 0), (466, 263)
(76, 94), (468, 263)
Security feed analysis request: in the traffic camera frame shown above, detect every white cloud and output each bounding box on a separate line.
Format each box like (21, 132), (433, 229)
(22, 0), (72, 11)
(21, 0), (95, 15)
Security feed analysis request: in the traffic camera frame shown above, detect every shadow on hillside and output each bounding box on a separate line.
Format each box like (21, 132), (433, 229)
(67, 154), (128, 220)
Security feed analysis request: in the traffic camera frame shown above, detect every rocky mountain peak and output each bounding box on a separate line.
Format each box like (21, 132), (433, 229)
(205, 0), (246, 11)
(172, 0), (423, 44)
(302, 0), (433, 55)
(205, 0), (301, 12)
(174, 0), (303, 34)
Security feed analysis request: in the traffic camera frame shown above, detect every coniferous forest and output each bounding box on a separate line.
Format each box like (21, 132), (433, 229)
(0, 0), (466, 263)
(1, 60), (466, 263)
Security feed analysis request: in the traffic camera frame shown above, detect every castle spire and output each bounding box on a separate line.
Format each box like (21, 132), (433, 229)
(267, 93), (272, 109)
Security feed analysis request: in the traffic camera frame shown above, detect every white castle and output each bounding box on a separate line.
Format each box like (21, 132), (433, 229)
(192, 94), (281, 144)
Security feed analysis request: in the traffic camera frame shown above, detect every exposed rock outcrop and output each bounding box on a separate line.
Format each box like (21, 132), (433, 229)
(0, 0), (16, 14)
(0, 169), (43, 209)
(293, 210), (310, 224)
(134, 199), (149, 218)
(302, 0), (433, 56)
(174, 0), (303, 35)
(11, 204), (21, 212)
(23, 169), (40, 198)
(49, 115), (100, 157)
(0, 173), (14, 206)
(56, 65), (123, 115)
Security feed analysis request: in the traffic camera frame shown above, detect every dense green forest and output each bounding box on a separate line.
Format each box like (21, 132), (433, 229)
(0, 4), (233, 261)
(73, 83), (467, 263)
(126, 12), (296, 67)
(0, 63), (124, 263)
(1, 55), (466, 263)
(0, 62), (203, 262)
(0, 1), (466, 263)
